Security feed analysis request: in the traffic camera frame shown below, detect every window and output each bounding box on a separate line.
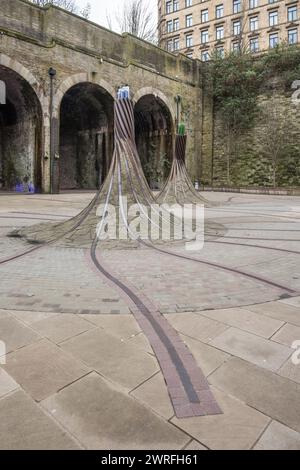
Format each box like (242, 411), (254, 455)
(216, 46), (225, 57)
(186, 52), (193, 58)
(233, 20), (241, 35)
(202, 51), (210, 61)
(173, 0), (179, 12)
(174, 18), (179, 31)
(250, 16), (258, 32)
(288, 6), (298, 22)
(216, 25), (224, 40)
(186, 14), (193, 28)
(249, 0), (258, 8)
(185, 0), (193, 7)
(216, 4), (224, 19)
(233, 0), (241, 14)
(232, 42), (240, 52)
(166, 20), (173, 33)
(269, 11), (278, 27)
(201, 9), (209, 23)
(166, 1), (172, 14)
(201, 30), (209, 44)
(186, 34), (193, 47)
(288, 28), (298, 44)
(174, 37), (179, 50)
(250, 37), (259, 52)
(269, 32), (278, 48)
(167, 39), (173, 51)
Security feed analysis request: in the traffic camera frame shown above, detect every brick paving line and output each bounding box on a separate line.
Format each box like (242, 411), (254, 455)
(85, 246), (223, 419)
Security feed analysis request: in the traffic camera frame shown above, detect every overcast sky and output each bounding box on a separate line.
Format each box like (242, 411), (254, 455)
(76, 0), (158, 32)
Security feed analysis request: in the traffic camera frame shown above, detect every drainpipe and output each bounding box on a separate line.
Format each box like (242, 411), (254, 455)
(174, 95), (181, 133)
(48, 67), (56, 194)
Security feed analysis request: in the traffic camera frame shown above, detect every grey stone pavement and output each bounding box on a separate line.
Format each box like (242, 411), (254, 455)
(0, 191), (300, 449)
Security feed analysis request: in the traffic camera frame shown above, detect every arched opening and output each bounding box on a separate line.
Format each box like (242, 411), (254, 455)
(0, 65), (42, 192)
(134, 95), (173, 189)
(59, 82), (114, 190)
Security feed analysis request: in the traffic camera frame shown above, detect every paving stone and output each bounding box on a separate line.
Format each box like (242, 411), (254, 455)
(179, 335), (230, 377)
(165, 313), (228, 343)
(272, 323), (300, 347)
(42, 372), (189, 450)
(131, 372), (174, 420)
(9, 309), (60, 325)
(254, 421), (300, 450)
(81, 314), (141, 340)
(200, 307), (283, 338)
(246, 302), (300, 326)
(3, 339), (90, 401)
(31, 314), (94, 344)
(0, 316), (41, 354)
(60, 329), (159, 391)
(0, 368), (19, 398)
(184, 440), (207, 451)
(210, 327), (292, 371)
(209, 357), (300, 433)
(171, 387), (270, 450)
(0, 391), (80, 450)
(278, 356), (300, 384)
(280, 296), (300, 308)
(127, 332), (154, 354)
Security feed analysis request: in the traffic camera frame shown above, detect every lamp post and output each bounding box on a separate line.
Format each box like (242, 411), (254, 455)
(48, 67), (57, 194)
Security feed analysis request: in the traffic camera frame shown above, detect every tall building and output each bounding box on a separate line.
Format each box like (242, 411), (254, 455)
(158, 0), (300, 60)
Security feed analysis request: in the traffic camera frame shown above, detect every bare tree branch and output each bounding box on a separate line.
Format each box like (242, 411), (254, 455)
(29, 0), (91, 19)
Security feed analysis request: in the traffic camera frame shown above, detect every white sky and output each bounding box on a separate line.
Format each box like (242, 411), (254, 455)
(76, 0), (157, 32)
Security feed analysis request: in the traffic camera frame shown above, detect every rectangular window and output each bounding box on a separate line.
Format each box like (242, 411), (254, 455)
(233, 0), (241, 14)
(269, 32), (278, 48)
(232, 42), (240, 52)
(269, 11), (278, 27)
(249, 0), (258, 8)
(288, 28), (298, 44)
(201, 30), (209, 44)
(202, 51), (210, 61)
(186, 34), (193, 47)
(173, 0), (179, 12)
(174, 18), (179, 31)
(185, 0), (193, 7)
(166, 20), (173, 33)
(216, 25), (224, 40)
(216, 4), (224, 19)
(250, 16), (258, 31)
(201, 9), (209, 23)
(288, 6), (298, 22)
(250, 37), (259, 52)
(233, 20), (241, 36)
(166, 1), (172, 14)
(186, 14), (193, 28)
(167, 39), (173, 51)
(216, 46), (225, 57)
(174, 37), (180, 50)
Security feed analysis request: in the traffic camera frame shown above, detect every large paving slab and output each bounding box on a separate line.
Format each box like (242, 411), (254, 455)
(3, 339), (90, 401)
(42, 373), (189, 450)
(278, 356), (300, 384)
(272, 323), (300, 347)
(31, 314), (95, 344)
(171, 387), (270, 450)
(81, 314), (141, 340)
(60, 329), (159, 391)
(280, 296), (300, 308)
(0, 391), (80, 450)
(210, 327), (292, 371)
(8, 309), (60, 325)
(200, 307), (283, 338)
(0, 368), (19, 398)
(0, 315), (41, 354)
(165, 313), (228, 343)
(254, 420), (300, 450)
(246, 302), (300, 326)
(209, 357), (300, 433)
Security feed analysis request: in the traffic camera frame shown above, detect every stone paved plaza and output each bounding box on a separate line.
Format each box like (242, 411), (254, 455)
(0, 191), (300, 450)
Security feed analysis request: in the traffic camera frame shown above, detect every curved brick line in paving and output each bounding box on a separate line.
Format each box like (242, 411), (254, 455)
(206, 239), (300, 256)
(86, 244), (222, 419)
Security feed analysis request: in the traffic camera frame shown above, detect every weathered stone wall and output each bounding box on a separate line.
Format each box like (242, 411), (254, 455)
(0, 0), (201, 193)
(202, 81), (300, 189)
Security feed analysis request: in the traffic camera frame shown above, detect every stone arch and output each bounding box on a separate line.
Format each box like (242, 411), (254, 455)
(0, 55), (44, 191)
(58, 79), (115, 190)
(133, 87), (176, 122)
(53, 73), (116, 118)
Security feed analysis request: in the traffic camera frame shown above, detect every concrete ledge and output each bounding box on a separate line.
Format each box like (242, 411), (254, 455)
(202, 187), (300, 196)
